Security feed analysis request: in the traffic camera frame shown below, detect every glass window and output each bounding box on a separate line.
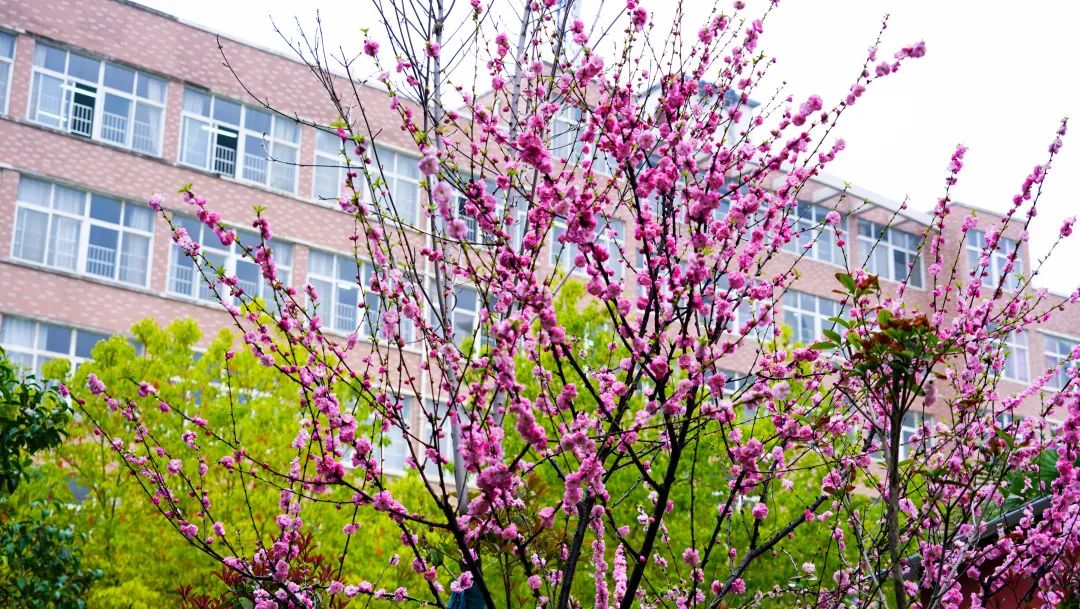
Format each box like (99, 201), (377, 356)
(29, 42), (165, 155)
(899, 412), (930, 460)
(371, 147), (420, 226)
(306, 250), (411, 342)
(179, 88), (299, 193)
(966, 229), (1023, 291)
(313, 129), (361, 202)
(1044, 335), (1077, 391)
(0, 31), (14, 114)
(12, 177), (153, 286)
(377, 397), (412, 474)
(168, 217), (292, 308)
(783, 202), (844, 265)
(782, 290), (845, 345)
(1, 316), (109, 377)
(857, 219), (923, 288)
(1000, 330), (1030, 383)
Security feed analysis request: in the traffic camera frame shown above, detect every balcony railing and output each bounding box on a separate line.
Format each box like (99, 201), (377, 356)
(85, 244), (116, 278)
(213, 144), (236, 176)
(100, 111), (128, 145)
(69, 101), (93, 137)
(242, 153), (268, 184)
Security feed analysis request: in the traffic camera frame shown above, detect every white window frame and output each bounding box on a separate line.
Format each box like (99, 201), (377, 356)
(0, 316), (109, 377)
(551, 105), (583, 159)
(167, 216), (292, 308)
(898, 411), (930, 460)
(782, 290), (844, 345)
(306, 250), (412, 342)
(857, 219), (923, 288)
(783, 202), (844, 265)
(312, 128), (364, 204)
(0, 30), (15, 115)
(1000, 330), (1030, 383)
(1043, 333), (1077, 391)
(966, 229), (1023, 291)
(179, 88), (300, 194)
(11, 177), (154, 287)
(28, 41), (166, 155)
(371, 146), (420, 227)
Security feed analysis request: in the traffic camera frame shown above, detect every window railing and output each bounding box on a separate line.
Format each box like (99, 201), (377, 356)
(213, 144), (236, 176)
(242, 153), (268, 184)
(100, 111), (128, 144)
(85, 244), (115, 277)
(69, 100), (94, 137)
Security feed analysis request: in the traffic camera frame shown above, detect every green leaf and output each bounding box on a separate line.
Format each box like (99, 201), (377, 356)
(835, 273), (857, 294)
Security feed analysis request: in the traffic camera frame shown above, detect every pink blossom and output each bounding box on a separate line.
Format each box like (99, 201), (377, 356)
(363, 39), (379, 56)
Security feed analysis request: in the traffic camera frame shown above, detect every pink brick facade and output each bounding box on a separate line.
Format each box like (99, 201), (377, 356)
(0, 0), (1076, 431)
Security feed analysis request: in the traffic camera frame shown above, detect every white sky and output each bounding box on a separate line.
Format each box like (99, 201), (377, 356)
(135, 0), (1080, 295)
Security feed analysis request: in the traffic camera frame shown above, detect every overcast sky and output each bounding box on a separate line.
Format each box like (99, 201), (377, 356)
(135, 0), (1080, 294)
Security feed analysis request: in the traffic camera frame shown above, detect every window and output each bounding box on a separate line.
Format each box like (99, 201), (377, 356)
(782, 291), (844, 345)
(1000, 330), (1030, 383)
(551, 217), (625, 279)
(1044, 335), (1076, 391)
(446, 178), (499, 243)
(29, 42), (166, 155)
(371, 147), (420, 226)
(421, 400), (456, 480)
(718, 369), (755, 396)
(1, 316), (108, 377)
(377, 397), (412, 474)
(899, 412), (930, 460)
(180, 89), (300, 193)
(307, 250), (411, 341)
(966, 229), (1023, 291)
(783, 202), (843, 265)
(12, 177), (153, 286)
(551, 106), (583, 158)
(168, 216), (292, 307)
(313, 129), (360, 202)
(428, 284), (489, 350)
(857, 220), (923, 287)
(0, 31), (14, 114)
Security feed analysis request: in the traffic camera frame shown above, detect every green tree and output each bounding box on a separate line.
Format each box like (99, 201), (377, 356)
(0, 347), (101, 608)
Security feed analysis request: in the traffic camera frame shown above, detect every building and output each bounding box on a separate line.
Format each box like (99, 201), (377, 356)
(0, 0), (1077, 468)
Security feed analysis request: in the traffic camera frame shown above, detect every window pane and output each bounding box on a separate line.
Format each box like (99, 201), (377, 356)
(52, 185), (85, 214)
(133, 103), (162, 155)
(136, 74), (166, 103)
(34, 43), (66, 71)
(183, 89), (211, 116)
(181, 116), (211, 168)
(100, 93), (131, 145)
(123, 204), (153, 231)
(12, 208), (49, 263)
(213, 98), (241, 125)
(316, 129), (341, 155)
(18, 177), (51, 206)
(314, 165), (341, 201)
(270, 241), (293, 267)
(118, 233), (150, 285)
(90, 194), (122, 223)
(67, 52), (100, 82)
(244, 107), (272, 133)
(41, 324), (72, 354)
(103, 63), (135, 92)
(31, 72), (65, 127)
(270, 144), (297, 192)
(336, 258), (357, 283)
(1, 317), (35, 347)
(86, 225), (119, 278)
(0, 62), (10, 111)
(0, 31), (14, 58)
(308, 251), (335, 277)
(47, 216), (81, 270)
(75, 331), (108, 359)
(273, 118), (299, 143)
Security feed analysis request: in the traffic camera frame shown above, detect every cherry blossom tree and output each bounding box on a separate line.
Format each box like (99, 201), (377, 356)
(69, 1), (1080, 608)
